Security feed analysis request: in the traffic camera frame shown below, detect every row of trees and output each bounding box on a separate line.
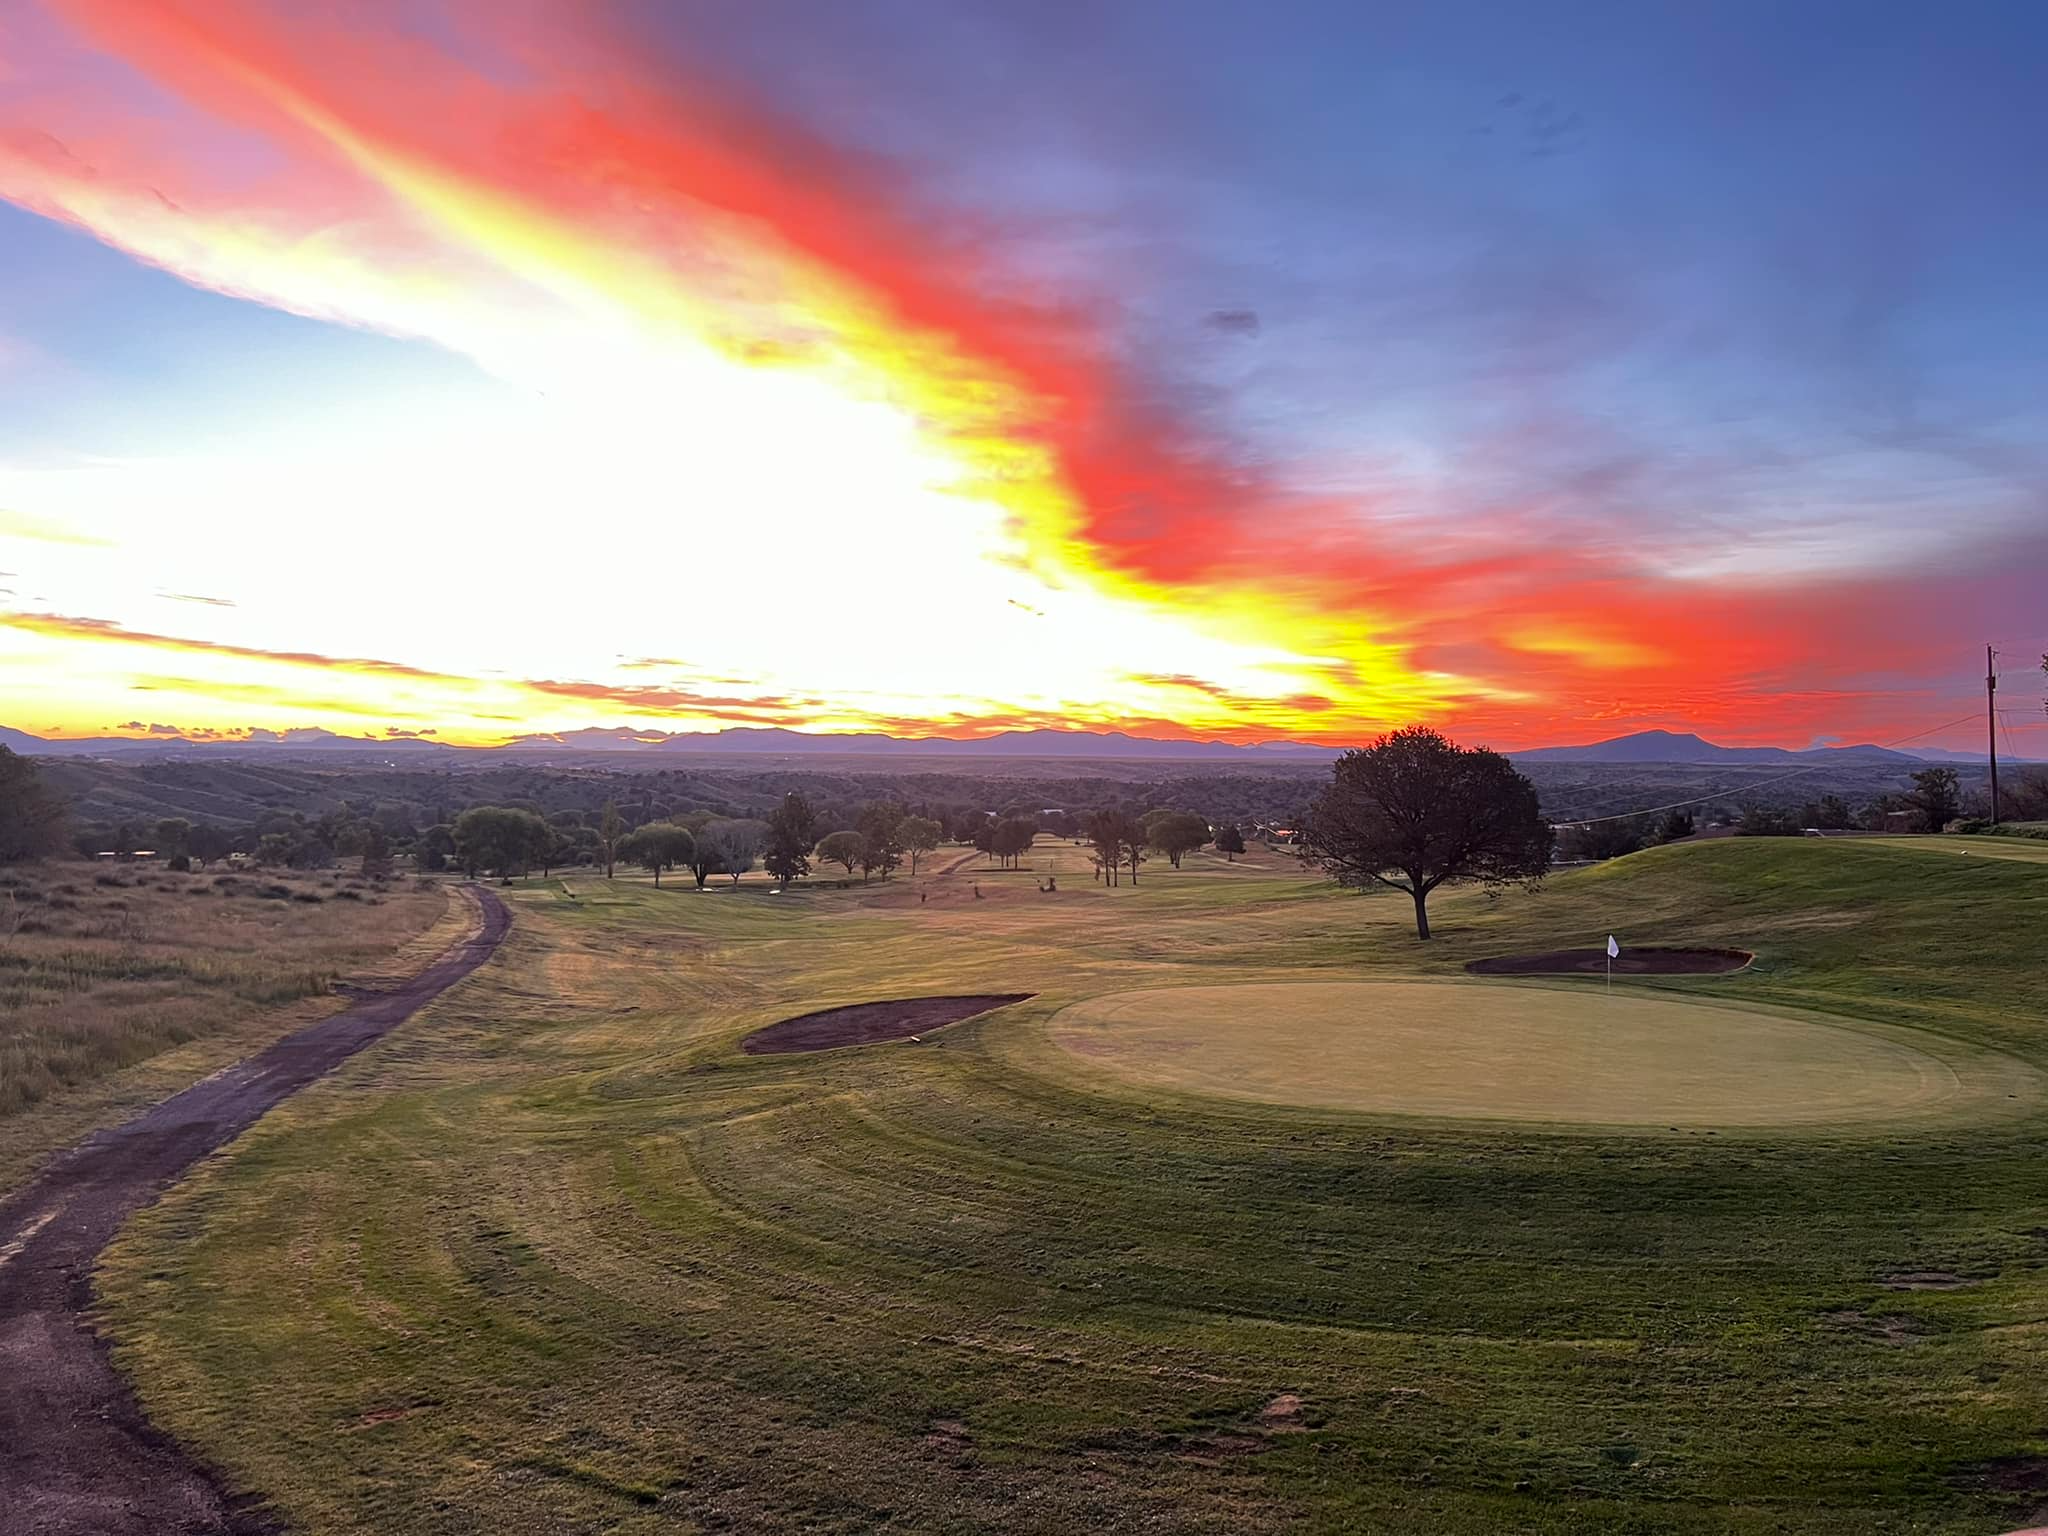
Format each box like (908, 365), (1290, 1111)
(1559, 764), (2027, 856)
(449, 803), (782, 887)
(815, 805), (942, 882)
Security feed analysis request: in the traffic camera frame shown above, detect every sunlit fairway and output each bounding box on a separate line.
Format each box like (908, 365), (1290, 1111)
(88, 838), (2048, 1535)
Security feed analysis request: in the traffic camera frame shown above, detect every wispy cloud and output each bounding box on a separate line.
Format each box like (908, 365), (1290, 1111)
(3, 610), (458, 682)
(0, 507), (112, 547)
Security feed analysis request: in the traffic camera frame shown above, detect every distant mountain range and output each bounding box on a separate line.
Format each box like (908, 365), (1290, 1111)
(1508, 728), (2026, 766)
(0, 722), (2028, 765)
(1510, 729), (1910, 765)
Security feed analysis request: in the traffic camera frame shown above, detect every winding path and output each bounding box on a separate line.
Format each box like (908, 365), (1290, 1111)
(0, 884), (510, 1535)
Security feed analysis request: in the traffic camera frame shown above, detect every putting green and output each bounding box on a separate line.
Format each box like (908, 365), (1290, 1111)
(1050, 981), (2043, 1129)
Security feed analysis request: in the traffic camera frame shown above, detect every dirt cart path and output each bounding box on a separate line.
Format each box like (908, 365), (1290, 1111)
(0, 884), (510, 1535)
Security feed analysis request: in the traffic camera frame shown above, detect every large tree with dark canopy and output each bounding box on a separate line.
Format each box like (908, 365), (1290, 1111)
(619, 822), (695, 887)
(452, 805), (553, 879)
(1143, 809), (1210, 869)
(897, 815), (941, 876)
(0, 747), (68, 863)
(1300, 727), (1553, 939)
(762, 792), (818, 889)
(1906, 766), (1961, 831)
(817, 830), (865, 878)
(1085, 808), (1146, 886)
(856, 801), (906, 881)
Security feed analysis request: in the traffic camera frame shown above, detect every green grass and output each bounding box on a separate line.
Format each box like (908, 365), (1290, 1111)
(93, 840), (2048, 1534)
(1871, 832), (2048, 864)
(1044, 979), (2042, 1129)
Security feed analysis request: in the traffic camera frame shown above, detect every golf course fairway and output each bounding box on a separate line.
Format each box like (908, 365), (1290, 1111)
(1051, 980), (2042, 1128)
(60, 838), (2048, 1536)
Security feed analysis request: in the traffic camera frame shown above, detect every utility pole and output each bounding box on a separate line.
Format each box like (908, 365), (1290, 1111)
(1987, 644), (2000, 827)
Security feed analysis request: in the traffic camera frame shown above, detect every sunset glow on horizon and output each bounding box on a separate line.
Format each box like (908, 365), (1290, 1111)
(2, 0), (2043, 752)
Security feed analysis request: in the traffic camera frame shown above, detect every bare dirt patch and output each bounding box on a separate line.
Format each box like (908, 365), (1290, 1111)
(1257, 1394), (1309, 1432)
(1823, 1308), (1934, 1344)
(1465, 946), (1754, 976)
(921, 1418), (974, 1455)
(740, 994), (1034, 1054)
(1949, 1452), (2048, 1494)
(1882, 1271), (1980, 1291)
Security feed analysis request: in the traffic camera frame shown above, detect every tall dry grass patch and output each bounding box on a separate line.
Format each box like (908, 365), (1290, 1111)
(0, 864), (446, 1117)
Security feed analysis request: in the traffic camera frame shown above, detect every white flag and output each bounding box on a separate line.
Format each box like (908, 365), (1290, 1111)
(1606, 935), (1620, 958)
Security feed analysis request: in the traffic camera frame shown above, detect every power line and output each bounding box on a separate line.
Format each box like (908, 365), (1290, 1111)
(1550, 710), (1985, 829)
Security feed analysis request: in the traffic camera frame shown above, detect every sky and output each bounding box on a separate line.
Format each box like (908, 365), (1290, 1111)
(0, 0), (2044, 751)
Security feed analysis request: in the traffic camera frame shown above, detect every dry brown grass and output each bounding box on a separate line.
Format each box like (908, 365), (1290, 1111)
(0, 861), (451, 1192)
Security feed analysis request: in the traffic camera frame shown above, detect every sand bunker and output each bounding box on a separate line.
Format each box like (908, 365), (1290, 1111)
(742, 993), (1033, 1054)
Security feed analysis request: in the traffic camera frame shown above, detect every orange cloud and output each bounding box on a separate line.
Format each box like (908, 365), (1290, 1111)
(2, 611), (459, 683)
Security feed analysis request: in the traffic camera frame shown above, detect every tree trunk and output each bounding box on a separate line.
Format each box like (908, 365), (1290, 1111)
(1411, 888), (1431, 940)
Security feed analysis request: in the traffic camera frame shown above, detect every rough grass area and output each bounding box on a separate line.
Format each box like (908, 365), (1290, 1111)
(93, 840), (2048, 1534)
(0, 864), (452, 1192)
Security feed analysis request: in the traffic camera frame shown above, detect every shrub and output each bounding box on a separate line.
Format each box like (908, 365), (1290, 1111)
(1737, 804), (1804, 837)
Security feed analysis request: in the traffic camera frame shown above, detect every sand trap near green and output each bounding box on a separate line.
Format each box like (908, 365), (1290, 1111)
(1050, 981), (2041, 1130)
